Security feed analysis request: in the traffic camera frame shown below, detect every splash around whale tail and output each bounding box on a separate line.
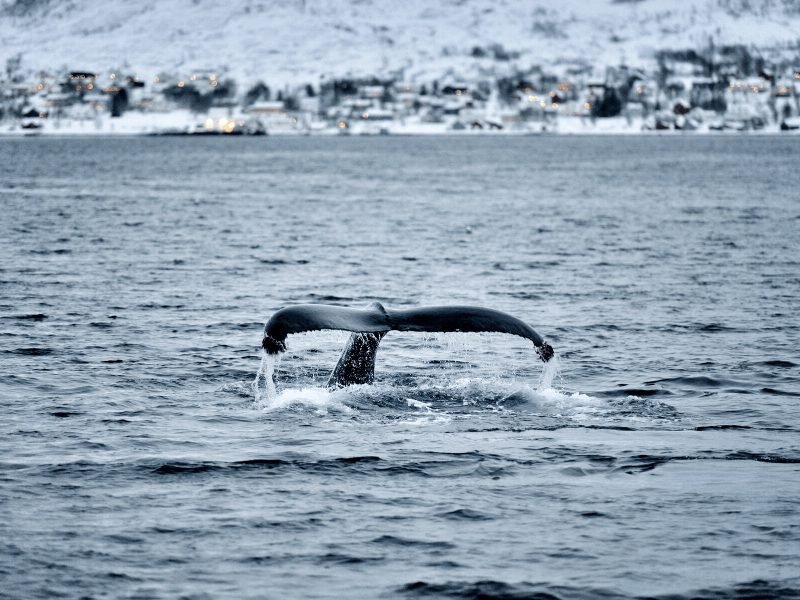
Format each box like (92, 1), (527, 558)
(262, 302), (554, 388)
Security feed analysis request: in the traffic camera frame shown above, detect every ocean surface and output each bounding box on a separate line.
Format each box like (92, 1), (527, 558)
(1, 135), (799, 599)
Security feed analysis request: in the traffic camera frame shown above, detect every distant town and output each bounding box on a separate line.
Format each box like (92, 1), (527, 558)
(3, 44), (800, 136)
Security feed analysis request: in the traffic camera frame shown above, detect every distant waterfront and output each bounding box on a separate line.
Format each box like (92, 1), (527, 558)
(4, 110), (800, 137)
(5, 52), (800, 137)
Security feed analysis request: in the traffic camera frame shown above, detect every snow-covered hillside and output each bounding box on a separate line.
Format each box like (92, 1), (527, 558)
(1, 0), (799, 86)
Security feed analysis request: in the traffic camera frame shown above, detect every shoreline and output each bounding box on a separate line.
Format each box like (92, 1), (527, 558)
(6, 110), (800, 138)
(4, 129), (799, 138)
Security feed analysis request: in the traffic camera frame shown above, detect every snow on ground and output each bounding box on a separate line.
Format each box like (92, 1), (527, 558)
(1, 0), (799, 87)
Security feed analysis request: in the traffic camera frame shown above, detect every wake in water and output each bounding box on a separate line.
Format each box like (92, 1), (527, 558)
(247, 349), (679, 425)
(251, 352), (679, 426)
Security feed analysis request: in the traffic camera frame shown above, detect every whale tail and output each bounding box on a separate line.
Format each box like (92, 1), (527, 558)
(262, 302), (553, 388)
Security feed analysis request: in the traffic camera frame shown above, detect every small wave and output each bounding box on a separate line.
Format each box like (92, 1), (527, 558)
(559, 451), (800, 477)
(152, 455), (383, 476)
(318, 553), (384, 565)
(135, 302), (186, 309)
(644, 375), (745, 389)
(254, 257), (309, 265)
(696, 322), (738, 332)
(4, 313), (47, 321)
(497, 291), (546, 300)
(436, 508), (494, 521)
(694, 424), (751, 431)
(756, 359), (797, 368)
(299, 293), (354, 303)
(593, 388), (671, 398)
(29, 248), (72, 255)
(724, 451), (800, 464)
(372, 535), (455, 550)
(8, 347), (53, 356)
(398, 580), (621, 600)
(49, 411), (81, 418)
(658, 322), (745, 333)
(761, 387), (800, 397)
(677, 580), (800, 600)
(153, 463), (220, 475)
(205, 321), (264, 330)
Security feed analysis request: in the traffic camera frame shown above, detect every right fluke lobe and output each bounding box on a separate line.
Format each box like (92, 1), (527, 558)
(537, 341), (555, 362)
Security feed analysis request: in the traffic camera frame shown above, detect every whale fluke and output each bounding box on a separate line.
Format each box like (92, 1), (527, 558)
(262, 302), (554, 388)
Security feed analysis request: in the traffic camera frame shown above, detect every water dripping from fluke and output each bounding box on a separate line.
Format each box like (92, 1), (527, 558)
(253, 350), (280, 405)
(537, 352), (561, 392)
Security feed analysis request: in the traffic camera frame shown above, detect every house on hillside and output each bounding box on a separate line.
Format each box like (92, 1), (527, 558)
(247, 100), (298, 133)
(319, 77), (395, 112)
(248, 100), (286, 116)
(360, 85), (385, 100)
(66, 71), (97, 93)
(442, 82), (469, 96)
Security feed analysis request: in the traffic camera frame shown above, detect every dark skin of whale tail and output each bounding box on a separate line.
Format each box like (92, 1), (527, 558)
(262, 302), (554, 388)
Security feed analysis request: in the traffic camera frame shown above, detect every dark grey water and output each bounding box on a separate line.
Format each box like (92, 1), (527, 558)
(1, 136), (799, 599)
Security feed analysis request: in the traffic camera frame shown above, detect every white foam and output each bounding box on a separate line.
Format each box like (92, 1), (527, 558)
(406, 398), (433, 412)
(401, 397), (452, 425)
(529, 386), (604, 417)
(249, 348), (664, 423)
(256, 385), (354, 414)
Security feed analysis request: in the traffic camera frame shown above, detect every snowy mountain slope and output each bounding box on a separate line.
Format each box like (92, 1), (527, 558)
(1, 0), (799, 86)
